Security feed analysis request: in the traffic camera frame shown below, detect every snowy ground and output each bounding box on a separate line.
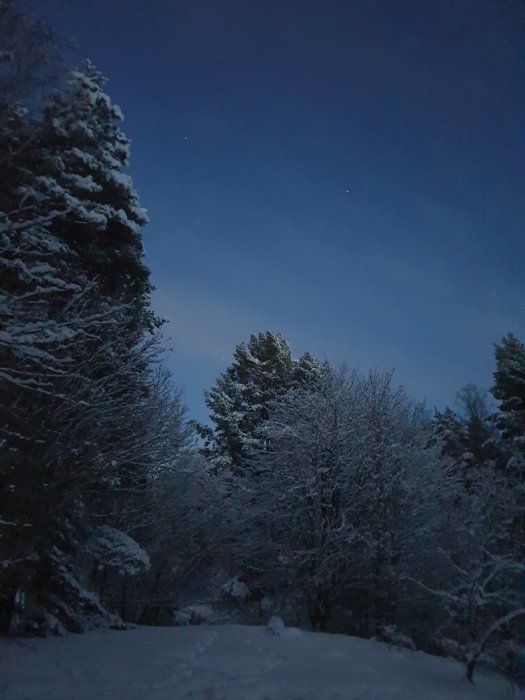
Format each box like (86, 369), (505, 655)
(0, 624), (518, 700)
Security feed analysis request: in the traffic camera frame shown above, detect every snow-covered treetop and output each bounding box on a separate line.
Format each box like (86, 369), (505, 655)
(204, 331), (324, 471)
(492, 333), (525, 413)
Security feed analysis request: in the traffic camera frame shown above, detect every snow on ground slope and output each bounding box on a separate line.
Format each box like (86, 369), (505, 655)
(0, 624), (517, 700)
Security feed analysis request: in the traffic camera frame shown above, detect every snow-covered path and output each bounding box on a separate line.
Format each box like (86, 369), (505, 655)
(0, 624), (516, 699)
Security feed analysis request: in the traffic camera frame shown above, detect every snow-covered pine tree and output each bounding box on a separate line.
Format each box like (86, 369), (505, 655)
(34, 60), (153, 325)
(202, 331), (322, 472)
(492, 333), (525, 469)
(490, 334), (525, 683)
(433, 385), (500, 489)
(0, 58), (154, 397)
(291, 350), (326, 388)
(491, 333), (525, 551)
(0, 50), (168, 634)
(433, 407), (467, 459)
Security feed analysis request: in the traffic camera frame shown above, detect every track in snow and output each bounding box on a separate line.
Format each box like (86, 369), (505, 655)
(0, 624), (517, 700)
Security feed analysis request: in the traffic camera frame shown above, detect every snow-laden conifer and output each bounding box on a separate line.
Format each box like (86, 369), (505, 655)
(202, 331), (322, 471)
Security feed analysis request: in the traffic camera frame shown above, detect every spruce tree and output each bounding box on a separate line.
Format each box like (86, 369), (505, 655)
(492, 333), (525, 441)
(203, 331), (321, 472)
(491, 333), (525, 595)
(433, 385), (499, 490)
(0, 57), (160, 633)
(35, 60), (152, 324)
(491, 334), (525, 515)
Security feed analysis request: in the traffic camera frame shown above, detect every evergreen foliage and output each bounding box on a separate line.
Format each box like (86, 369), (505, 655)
(433, 385), (500, 488)
(492, 333), (525, 481)
(202, 330), (322, 471)
(0, 5), (188, 635)
(38, 61), (152, 319)
(493, 333), (525, 417)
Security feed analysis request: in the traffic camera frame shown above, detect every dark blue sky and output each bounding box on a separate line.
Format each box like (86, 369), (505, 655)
(39, 0), (524, 421)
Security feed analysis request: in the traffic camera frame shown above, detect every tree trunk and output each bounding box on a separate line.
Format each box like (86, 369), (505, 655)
(120, 580), (128, 621)
(309, 594), (328, 631)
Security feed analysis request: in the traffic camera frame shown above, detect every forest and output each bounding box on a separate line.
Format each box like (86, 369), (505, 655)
(0, 0), (523, 691)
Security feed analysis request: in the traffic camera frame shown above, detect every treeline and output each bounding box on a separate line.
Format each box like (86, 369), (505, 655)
(0, 0), (523, 689)
(198, 330), (524, 684)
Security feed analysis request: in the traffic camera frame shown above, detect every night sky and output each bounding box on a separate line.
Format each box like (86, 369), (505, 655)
(39, 0), (525, 422)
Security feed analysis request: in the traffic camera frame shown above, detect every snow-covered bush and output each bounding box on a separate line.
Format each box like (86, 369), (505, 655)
(173, 604), (216, 626)
(222, 576), (251, 601)
(267, 615), (285, 636)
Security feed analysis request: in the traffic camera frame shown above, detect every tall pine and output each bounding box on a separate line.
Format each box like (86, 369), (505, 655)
(203, 331), (322, 472)
(0, 57), (157, 633)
